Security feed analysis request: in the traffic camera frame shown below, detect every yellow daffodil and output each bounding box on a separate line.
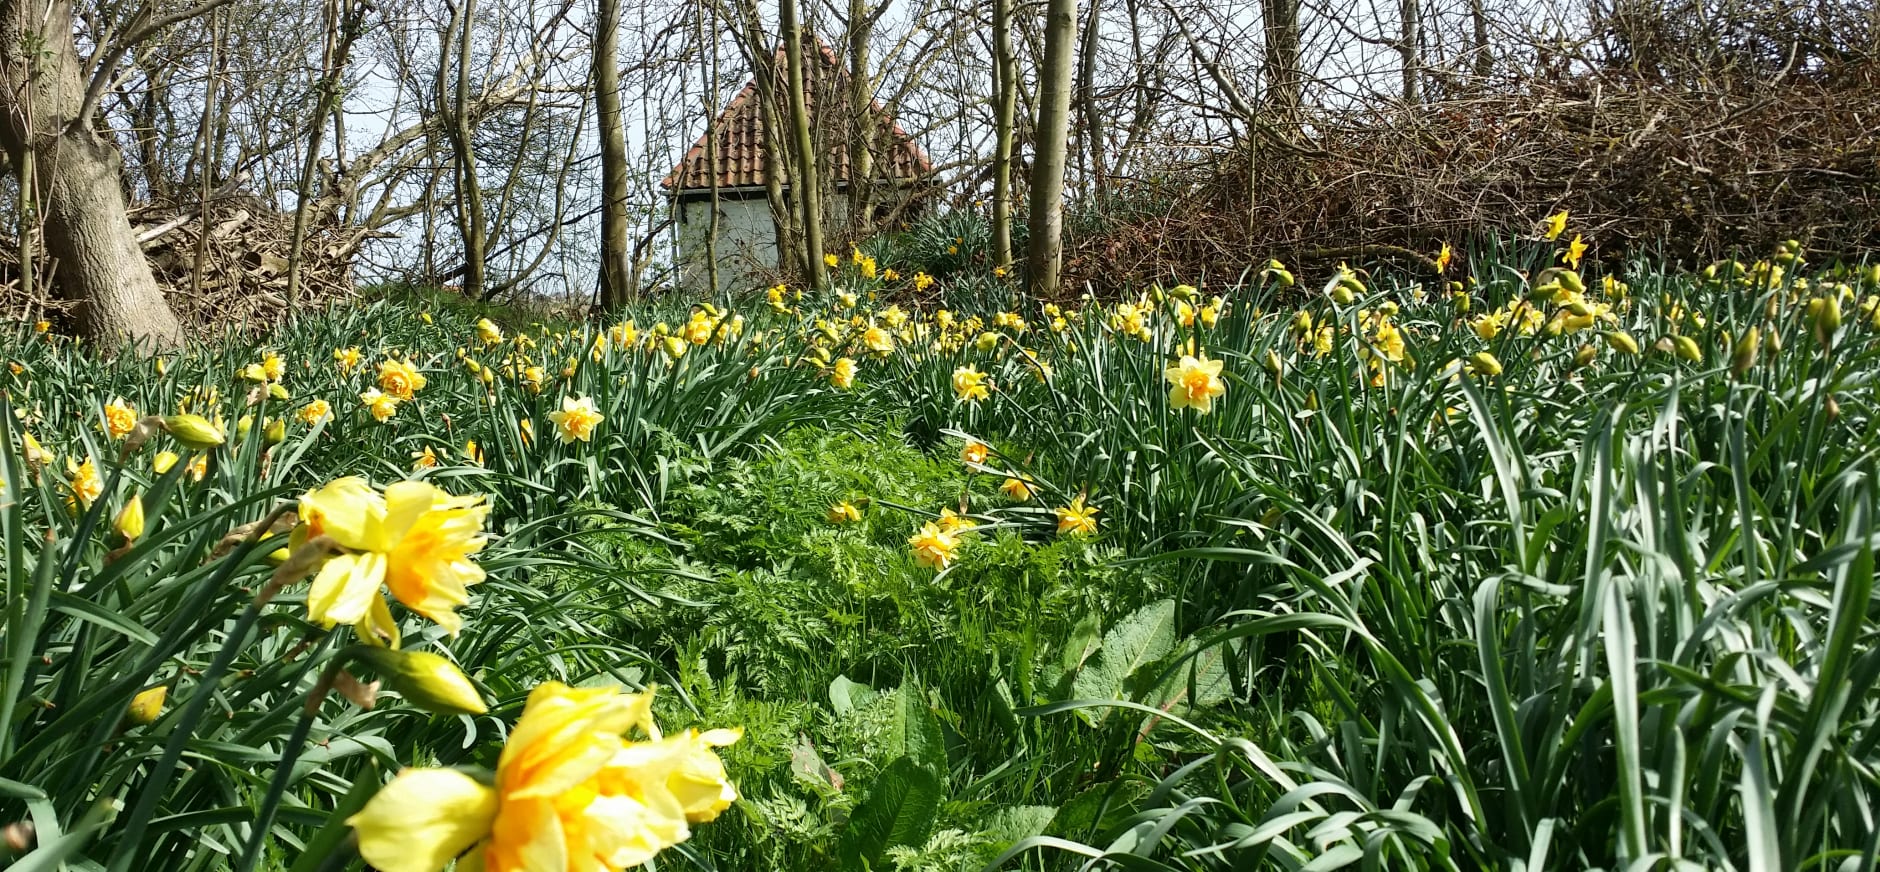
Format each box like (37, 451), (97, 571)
(1054, 495), (1099, 537)
(1563, 234), (1588, 269)
(103, 397), (138, 440)
(960, 440), (989, 465)
(463, 440), (486, 466)
(152, 450), (179, 474)
(377, 359), (427, 401)
(334, 347), (363, 372)
(1164, 354), (1227, 414)
(297, 399), (332, 425)
(1435, 242), (1453, 274)
(823, 253), (839, 268)
(827, 501), (863, 524)
(936, 509), (976, 534)
(412, 447), (439, 470)
(1001, 477), (1034, 501)
(546, 396), (604, 443)
(298, 477), (489, 636)
(830, 357), (858, 390)
(361, 388), (400, 423)
(1542, 210), (1569, 241)
(610, 321), (640, 349)
(908, 522), (961, 569)
(66, 457), (102, 511)
(952, 366), (989, 403)
(475, 318), (504, 347)
(348, 683), (739, 872)
(862, 326), (893, 355)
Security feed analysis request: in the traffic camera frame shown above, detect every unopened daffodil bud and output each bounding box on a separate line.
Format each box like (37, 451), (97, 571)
(115, 495), (145, 542)
(1467, 351), (1503, 377)
(1671, 334), (1702, 363)
(162, 414), (225, 451)
(1812, 294), (1842, 344)
(1732, 326), (1761, 377)
(350, 647), (487, 716)
(127, 685), (167, 725)
(1604, 331), (1640, 356)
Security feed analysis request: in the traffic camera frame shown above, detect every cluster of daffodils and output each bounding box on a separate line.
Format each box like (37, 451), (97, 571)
(290, 474), (742, 869)
(349, 682), (739, 872)
(823, 438), (1104, 572)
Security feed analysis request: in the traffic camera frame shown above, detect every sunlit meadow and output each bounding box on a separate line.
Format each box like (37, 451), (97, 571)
(3, 217), (1879, 870)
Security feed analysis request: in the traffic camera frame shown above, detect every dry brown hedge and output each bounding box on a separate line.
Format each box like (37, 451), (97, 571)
(1063, 58), (1880, 291)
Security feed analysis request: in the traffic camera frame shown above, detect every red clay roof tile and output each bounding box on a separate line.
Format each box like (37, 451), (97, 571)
(662, 39), (932, 192)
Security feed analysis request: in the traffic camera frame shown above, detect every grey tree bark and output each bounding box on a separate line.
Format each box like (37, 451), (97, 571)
(991, 0), (1017, 268)
(0, 0), (189, 348)
(845, 0), (875, 234)
(1025, 0), (1078, 297)
(780, 0), (825, 287)
(1263, 0), (1302, 132)
(441, 0), (489, 298)
(596, 0), (635, 307)
(287, 0), (369, 301)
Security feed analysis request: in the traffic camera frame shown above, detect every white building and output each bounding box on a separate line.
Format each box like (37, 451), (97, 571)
(662, 41), (932, 295)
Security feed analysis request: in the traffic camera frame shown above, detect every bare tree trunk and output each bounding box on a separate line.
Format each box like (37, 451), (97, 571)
(191, 9), (223, 297)
(0, 0), (183, 348)
(1469, 0), (1491, 83)
(699, 0), (722, 296)
(15, 123), (34, 307)
(1026, 0), (1078, 297)
(596, 0), (634, 307)
(991, 0), (1017, 268)
(442, 0), (488, 298)
(722, 0), (801, 276)
(1263, 0), (1302, 132)
(1076, 0), (1105, 191)
(1399, 0), (1421, 104)
(845, 0), (876, 237)
(780, 0), (825, 288)
(288, 0), (367, 301)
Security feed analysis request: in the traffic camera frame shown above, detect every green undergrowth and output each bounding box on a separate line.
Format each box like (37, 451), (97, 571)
(556, 426), (1185, 871)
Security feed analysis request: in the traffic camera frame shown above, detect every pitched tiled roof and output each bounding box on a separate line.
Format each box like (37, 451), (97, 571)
(662, 39), (933, 192)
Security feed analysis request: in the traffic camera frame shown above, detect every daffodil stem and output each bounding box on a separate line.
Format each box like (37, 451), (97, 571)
(105, 505), (297, 872)
(233, 652), (342, 872)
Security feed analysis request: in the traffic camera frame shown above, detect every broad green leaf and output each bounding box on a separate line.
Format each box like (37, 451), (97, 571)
(838, 757), (941, 870)
(1072, 599), (1176, 725)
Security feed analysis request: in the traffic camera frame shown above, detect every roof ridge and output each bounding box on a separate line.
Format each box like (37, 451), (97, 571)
(661, 36), (932, 192)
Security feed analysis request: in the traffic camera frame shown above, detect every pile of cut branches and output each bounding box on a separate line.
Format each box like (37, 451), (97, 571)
(1063, 58), (1880, 292)
(1, 197), (375, 333)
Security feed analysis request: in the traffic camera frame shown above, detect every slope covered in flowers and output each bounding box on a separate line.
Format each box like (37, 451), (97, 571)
(3, 226), (1879, 870)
